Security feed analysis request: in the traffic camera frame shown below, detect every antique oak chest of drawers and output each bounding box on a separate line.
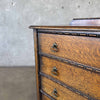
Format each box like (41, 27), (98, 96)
(29, 25), (100, 100)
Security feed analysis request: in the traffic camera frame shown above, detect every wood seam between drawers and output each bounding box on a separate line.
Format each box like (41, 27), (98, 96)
(40, 90), (56, 100)
(39, 52), (100, 74)
(40, 72), (98, 100)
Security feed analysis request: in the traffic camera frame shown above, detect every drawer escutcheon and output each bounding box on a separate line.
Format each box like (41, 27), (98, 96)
(51, 43), (59, 52)
(51, 88), (59, 98)
(51, 67), (59, 76)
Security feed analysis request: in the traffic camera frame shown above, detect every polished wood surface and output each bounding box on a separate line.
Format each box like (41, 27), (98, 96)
(29, 25), (100, 30)
(41, 56), (100, 99)
(30, 23), (100, 100)
(39, 33), (100, 69)
(41, 76), (87, 100)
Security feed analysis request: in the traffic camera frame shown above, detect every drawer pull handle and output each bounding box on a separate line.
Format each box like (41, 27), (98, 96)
(52, 88), (59, 98)
(51, 43), (58, 52)
(51, 67), (58, 76)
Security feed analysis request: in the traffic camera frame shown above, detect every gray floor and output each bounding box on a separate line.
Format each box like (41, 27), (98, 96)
(0, 67), (36, 100)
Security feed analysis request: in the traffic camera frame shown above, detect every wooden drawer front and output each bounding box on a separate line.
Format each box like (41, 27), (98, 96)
(41, 57), (100, 99)
(39, 33), (100, 68)
(42, 94), (51, 100)
(41, 76), (87, 100)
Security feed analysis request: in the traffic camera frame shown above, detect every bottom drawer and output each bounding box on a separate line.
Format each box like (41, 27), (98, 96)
(42, 94), (51, 100)
(41, 76), (87, 100)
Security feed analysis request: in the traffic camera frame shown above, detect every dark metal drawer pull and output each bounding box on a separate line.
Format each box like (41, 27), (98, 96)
(51, 43), (58, 52)
(51, 88), (59, 98)
(51, 67), (58, 76)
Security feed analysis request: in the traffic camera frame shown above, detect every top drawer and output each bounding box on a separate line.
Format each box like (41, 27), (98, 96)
(39, 33), (100, 69)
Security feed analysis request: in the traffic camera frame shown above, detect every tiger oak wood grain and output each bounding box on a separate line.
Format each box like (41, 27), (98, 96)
(41, 57), (100, 99)
(41, 76), (87, 100)
(30, 24), (100, 100)
(39, 33), (100, 69)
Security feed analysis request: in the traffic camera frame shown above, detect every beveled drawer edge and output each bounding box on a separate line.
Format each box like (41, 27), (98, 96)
(38, 30), (100, 38)
(40, 89), (56, 100)
(40, 72), (98, 100)
(40, 52), (100, 74)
